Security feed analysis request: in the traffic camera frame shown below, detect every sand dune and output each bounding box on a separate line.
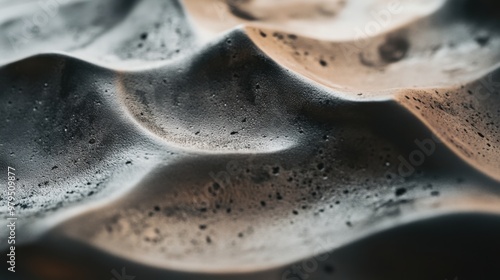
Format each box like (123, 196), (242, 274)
(1, 0), (500, 279)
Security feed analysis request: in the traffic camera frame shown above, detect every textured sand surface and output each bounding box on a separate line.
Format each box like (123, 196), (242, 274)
(1, 0), (500, 279)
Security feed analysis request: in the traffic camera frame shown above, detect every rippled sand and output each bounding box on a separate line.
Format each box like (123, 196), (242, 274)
(1, 0), (500, 279)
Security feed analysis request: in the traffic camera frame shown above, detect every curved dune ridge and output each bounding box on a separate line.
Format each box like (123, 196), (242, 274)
(1, 0), (500, 279)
